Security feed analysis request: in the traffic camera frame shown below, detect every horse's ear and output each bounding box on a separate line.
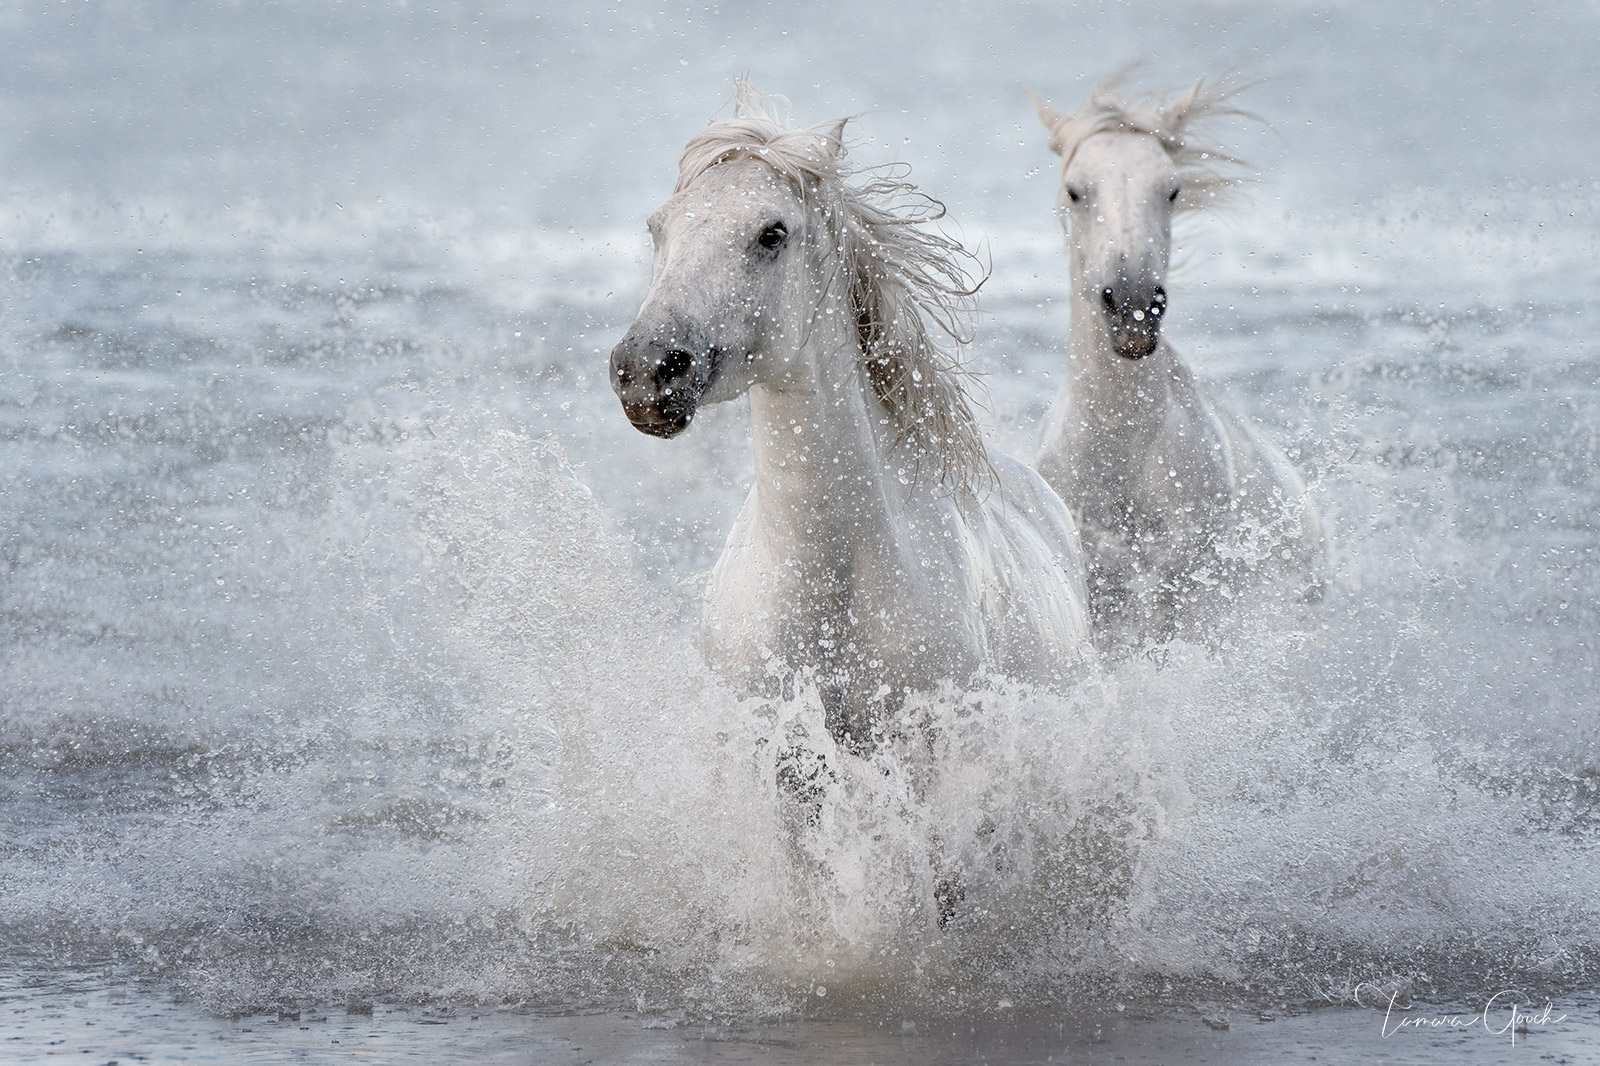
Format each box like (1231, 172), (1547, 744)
(820, 117), (849, 160)
(1027, 91), (1068, 155)
(1159, 77), (1206, 135)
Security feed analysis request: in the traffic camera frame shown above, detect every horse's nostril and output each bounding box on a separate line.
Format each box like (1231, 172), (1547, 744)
(1151, 287), (1167, 317)
(1101, 287), (1117, 313)
(655, 347), (694, 385)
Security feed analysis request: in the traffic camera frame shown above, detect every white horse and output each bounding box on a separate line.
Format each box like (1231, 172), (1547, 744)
(1028, 74), (1324, 646)
(609, 86), (1091, 754)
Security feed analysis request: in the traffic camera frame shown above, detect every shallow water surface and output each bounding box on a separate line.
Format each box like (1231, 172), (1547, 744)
(4, 968), (1598, 1065)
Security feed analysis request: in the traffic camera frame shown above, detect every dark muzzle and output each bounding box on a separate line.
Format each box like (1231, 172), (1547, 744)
(609, 330), (707, 438)
(1100, 283), (1166, 360)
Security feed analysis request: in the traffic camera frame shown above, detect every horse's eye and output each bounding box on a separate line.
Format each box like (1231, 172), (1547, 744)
(1065, 186), (1083, 204)
(758, 222), (788, 250)
(1168, 186), (1181, 202)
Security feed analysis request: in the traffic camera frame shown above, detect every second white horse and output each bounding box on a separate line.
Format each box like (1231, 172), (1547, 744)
(1029, 74), (1325, 645)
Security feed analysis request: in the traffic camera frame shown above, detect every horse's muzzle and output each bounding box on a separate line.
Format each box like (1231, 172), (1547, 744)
(1102, 284), (1165, 360)
(1112, 322), (1161, 360)
(621, 399), (694, 438)
(609, 330), (706, 438)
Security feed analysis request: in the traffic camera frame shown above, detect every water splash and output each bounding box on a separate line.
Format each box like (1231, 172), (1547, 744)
(5, 400), (1593, 1020)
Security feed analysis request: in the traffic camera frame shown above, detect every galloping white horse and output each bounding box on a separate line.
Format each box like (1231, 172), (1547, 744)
(609, 86), (1091, 752)
(1028, 74), (1324, 645)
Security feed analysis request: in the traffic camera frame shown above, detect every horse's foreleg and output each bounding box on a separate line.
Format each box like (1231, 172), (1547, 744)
(774, 743), (833, 830)
(821, 681), (881, 756)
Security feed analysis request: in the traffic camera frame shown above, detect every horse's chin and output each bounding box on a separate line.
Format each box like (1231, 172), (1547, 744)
(1113, 328), (1160, 360)
(622, 401), (694, 438)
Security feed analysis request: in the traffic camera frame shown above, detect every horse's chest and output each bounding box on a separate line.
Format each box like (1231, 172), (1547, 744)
(721, 503), (973, 672)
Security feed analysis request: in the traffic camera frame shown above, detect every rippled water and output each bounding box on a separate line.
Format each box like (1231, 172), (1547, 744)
(2, 0), (1598, 1061)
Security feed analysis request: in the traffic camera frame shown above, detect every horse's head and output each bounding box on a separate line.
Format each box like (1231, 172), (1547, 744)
(1049, 125), (1177, 360)
(611, 86), (985, 488)
(1063, 131), (1178, 360)
(609, 154), (822, 439)
(1032, 75), (1254, 361)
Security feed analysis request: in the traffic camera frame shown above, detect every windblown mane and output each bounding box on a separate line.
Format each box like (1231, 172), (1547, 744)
(676, 83), (988, 495)
(1031, 69), (1258, 214)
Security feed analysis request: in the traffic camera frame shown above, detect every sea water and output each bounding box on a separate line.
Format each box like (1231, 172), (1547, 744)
(1, 1), (1597, 1062)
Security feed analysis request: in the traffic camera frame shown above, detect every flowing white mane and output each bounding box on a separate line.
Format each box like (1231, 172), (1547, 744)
(1031, 69), (1258, 213)
(676, 84), (989, 494)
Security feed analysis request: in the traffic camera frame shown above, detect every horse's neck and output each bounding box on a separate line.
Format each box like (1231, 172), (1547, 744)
(747, 316), (902, 560)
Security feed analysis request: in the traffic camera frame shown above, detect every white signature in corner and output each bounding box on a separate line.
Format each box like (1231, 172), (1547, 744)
(1355, 985), (1567, 1046)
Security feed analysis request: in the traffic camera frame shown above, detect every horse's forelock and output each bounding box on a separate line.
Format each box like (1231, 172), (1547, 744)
(1038, 71), (1258, 212)
(674, 83), (848, 195)
(674, 121), (844, 195)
